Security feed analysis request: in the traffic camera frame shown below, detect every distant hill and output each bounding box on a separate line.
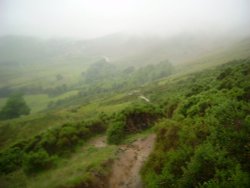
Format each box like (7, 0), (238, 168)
(1, 34), (250, 66)
(0, 34), (249, 89)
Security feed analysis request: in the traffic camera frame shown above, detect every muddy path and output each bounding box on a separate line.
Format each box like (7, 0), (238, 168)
(108, 134), (156, 188)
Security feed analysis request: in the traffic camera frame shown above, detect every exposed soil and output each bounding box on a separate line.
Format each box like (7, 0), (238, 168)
(108, 134), (156, 188)
(89, 135), (107, 148)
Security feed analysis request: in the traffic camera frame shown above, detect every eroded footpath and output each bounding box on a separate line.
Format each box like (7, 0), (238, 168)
(108, 134), (156, 188)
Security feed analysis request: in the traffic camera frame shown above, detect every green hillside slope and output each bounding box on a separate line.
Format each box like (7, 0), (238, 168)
(0, 58), (249, 187)
(0, 34), (250, 188)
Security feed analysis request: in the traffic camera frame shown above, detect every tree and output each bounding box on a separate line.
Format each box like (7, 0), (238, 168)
(0, 93), (30, 119)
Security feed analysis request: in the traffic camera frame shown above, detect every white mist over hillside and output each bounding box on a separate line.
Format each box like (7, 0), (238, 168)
(1, 0), (250, 39)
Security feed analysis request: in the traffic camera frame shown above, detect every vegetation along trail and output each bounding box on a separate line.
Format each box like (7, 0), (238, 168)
(108, 134), (156, 188)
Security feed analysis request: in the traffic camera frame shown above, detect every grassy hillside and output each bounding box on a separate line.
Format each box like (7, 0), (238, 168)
(0, 35), (250, 188)
(140, 59), (250, 187)
(0, 58), (249, 187)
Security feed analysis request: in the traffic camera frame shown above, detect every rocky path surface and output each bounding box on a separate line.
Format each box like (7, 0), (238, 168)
(108, 134), (156, 188)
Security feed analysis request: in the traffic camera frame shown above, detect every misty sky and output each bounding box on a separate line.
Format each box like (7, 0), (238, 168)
(1, 0), (250, 39)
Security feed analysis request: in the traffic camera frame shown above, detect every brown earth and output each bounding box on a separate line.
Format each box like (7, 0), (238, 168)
(88, 135), (107, 148)
(108, 134), (156, 188)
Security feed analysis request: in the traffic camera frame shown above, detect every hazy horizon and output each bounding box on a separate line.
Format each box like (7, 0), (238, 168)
(1, 0), (250, 39)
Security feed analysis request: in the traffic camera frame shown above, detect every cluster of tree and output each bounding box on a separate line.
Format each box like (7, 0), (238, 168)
(83, 59), (173, 86)
(45, 84), (68, 97)
(48, 60), (174, 109)
(0, 94), (30, 120)
(130, 60), (173, 85)
(0, 59), (174, 112)
(84, 59), (117, 84)
(141, 59), (250, 187)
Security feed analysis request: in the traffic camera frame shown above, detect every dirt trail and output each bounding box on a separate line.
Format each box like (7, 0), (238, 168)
(108, 134), (156, 188)
(89, 135), (107, 148)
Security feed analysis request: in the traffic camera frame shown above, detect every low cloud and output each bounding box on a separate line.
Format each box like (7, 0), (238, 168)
(1, 0), (250, 39)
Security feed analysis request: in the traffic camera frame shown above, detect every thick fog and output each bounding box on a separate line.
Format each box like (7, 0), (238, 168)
(1, 0), (250, 39)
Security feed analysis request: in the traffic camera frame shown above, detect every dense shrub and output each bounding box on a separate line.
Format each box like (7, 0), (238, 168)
(141, 59), (250, 187)
(107, 103), (162, 144)
(23, 149), (56, 174)
(0, 117), (108, 174)
(161, 98), (179, 118)
(107, 121), (125, 144)
(0, 147), (23, 174)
